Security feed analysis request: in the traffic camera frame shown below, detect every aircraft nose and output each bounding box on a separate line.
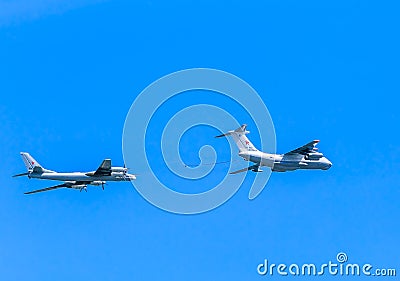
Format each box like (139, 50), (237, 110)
(325, 159), (332, 169)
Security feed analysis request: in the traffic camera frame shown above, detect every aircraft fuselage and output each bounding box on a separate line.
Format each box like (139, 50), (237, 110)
(238, 151), (332, 172)
(30, 172), (136, 182)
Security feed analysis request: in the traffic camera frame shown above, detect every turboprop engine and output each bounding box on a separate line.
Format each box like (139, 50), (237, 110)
(91, 181), (106, 186)
(111, 167), (128, 173)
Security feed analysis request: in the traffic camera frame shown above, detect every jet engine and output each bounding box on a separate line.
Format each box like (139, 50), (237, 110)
(305, 152), (323, 160)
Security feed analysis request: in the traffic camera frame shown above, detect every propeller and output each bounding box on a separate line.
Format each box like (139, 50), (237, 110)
(123, 164), (131, 173)
(122, 164), (130, 180)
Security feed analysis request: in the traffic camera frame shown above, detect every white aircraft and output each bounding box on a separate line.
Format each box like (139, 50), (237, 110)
(13, 152), (136, 194)
(216, 124), (332, 173)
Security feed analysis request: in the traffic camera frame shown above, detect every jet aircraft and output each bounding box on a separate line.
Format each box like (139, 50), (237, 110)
(216, 124), (332, 174)
(13, 152), (136, 194)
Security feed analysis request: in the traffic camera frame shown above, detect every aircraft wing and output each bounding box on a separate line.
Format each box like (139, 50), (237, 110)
(93, 159), (112, 176)
(24, 183), (70, 195)
(24, 181), (90, 195)
(285, 140), (320, 155)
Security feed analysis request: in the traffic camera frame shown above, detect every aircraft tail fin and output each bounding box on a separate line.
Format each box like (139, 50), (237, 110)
(215, 124), (258, 152)
(20, 152), (44, 173)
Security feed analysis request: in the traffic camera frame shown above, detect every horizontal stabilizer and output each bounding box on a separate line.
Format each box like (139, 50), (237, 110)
(12, 172), (30, 178)
(215, 124), (249, 138)
(230, 164), (262, 174)
(215, 132), (231, 138)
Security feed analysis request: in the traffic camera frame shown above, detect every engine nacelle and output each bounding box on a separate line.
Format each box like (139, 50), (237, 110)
(306, 152), (323, 160)
(91, 181), (106, 186)
(251, 166), (263, 173)
(111, 171), (125, 177)
(111, 167), (128, 173)
(72, 184), (87, 190)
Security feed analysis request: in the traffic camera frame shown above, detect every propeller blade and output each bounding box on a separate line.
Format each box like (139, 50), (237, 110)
(123, 164), (131, 172)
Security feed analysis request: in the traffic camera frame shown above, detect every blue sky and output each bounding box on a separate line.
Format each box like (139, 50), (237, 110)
(1, 0), (399, 280)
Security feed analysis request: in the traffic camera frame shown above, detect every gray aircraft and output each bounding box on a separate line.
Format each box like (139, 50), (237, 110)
(216, 124), (332, 173)
(13, 152), (136, 194)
